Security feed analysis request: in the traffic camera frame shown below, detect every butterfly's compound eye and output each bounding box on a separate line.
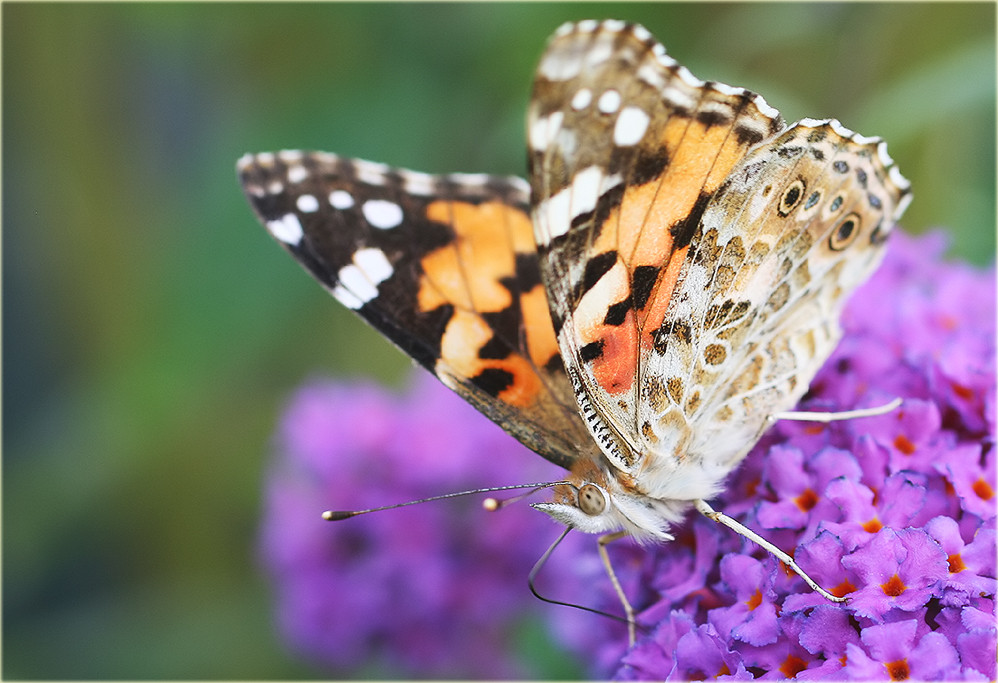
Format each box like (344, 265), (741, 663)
(577, 483), (607, 516)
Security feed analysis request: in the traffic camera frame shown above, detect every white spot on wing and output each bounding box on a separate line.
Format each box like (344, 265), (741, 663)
(631, 23), (652, 42)
(614, 106), (650, 146)
(332, 284), (364, 310)
(353, 247), (394, 284)
(266, 213), (304, 245)
(354, 159), (391, 186)
(336, 264), (378, 304)
(636, 62), (665, 89)
(537, 165), (605, 244)
(296, 194), (320, 213)
(362, 199), (404, 229)
(889, 166), (911, 192)
(401, 170), (437, 196)
(663, 85), (697, 112)
(329, 190), (354, 209)
(676, 66), (703, 88)
(598, 89), (621, 114)
(711, 82), (744, 97)
(569, 166), (604, 219)
(753, 95), (780, 121)
(571, 88), (592, 110)
(530, 111), (564, 152)
(877, 142), (895, 167)
(287, 165), (308, 184)
(829, 120), (855, 138)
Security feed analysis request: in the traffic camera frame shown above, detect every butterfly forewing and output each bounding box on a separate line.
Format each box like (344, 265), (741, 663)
(528, 21), (786, 476)
(238, 151), (593, 469)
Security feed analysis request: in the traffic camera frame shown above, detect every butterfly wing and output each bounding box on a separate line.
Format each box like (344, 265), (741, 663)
(637, 121), (911, 499)
(238, 151), (593, 469)
(528, 20), (785, 474)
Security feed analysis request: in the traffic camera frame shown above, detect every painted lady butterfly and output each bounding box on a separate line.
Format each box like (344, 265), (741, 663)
(239, 19), (911, 639)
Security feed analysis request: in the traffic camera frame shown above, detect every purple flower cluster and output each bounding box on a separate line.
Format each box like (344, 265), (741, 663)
(258, 230), (995, 679)
(543, 232), (996, 680)
(258, 373), (569, 678)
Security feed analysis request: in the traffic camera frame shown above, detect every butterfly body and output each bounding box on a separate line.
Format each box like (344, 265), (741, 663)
(239, 20), (909, 546)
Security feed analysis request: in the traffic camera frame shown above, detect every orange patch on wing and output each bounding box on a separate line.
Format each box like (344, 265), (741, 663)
(439, 309), (542, 409)
(520, 283), (560, 369)
(590, 118), (743, 265)
(418, 200), (532, 313)
(572, 259), (638, 395)
(590, 309), (638, 394)
(602, 118), (756, 343)
(628, 118), (745, 255)
(638, 243), (688, 346)
(494, 355), (545, 407)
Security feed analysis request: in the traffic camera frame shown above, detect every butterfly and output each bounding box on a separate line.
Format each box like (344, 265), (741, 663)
(238, 19), (911, 640)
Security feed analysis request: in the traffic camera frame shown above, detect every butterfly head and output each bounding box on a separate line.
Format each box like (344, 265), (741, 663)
(531, 461), (685, 543)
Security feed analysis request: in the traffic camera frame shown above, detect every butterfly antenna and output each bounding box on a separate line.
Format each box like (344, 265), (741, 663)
(482, 485), (551, 511)
(528, 527), (647, 638)
(323, 481), (570, 520)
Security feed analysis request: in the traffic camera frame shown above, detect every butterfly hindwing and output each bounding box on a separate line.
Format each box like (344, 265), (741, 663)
(636, 120), (911, 499)
(238, 151), (593, 469)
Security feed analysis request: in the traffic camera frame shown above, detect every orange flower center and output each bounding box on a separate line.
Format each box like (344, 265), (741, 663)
(795, 488), (819, 511)
(862, 517), (883, 533)
(886, 659), (910, 680)
(948, 553), (967, 573)
(893, 434), (916, 455)
(951, 381), (974, 399)
(780, 654), (808, 678)
(881, 573), (907, 596)
(972, 478), (994, 500)
(831, 580), (856, 598)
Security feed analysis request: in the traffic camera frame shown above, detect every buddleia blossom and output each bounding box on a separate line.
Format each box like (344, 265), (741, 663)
(548, 231), (996, 680)
(258, 375), (570, 678)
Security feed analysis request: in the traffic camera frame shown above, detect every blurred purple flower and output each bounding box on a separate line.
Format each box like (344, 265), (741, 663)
(259, 230), (995, 679)
(258, 374), (571, 678)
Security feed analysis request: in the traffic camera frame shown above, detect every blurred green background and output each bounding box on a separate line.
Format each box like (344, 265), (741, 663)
(4, 2), (994, 678)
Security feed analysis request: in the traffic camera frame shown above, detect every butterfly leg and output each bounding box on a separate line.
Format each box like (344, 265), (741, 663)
(693, 499), (847, 603)
(598, 530), (636, 646)
(769, 397), (902, 424)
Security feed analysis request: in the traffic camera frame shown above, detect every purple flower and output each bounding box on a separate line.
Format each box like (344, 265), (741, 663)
(841, 527), (948, 618)
(258, 373), (569, 678)
(844, 620), (963, 680)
